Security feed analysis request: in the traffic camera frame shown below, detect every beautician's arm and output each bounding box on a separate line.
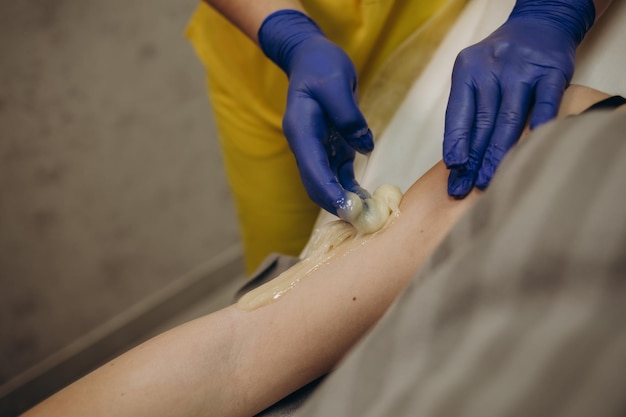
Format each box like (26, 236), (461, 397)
(24, 86), (620, 417)
(202, 0), (305, 42)
(203, 0), (374, 219)
(206, 0), (613, 43)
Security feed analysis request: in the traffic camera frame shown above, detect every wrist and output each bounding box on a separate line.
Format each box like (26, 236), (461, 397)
(258, 9), (326, 74)
(509, 0), (595, 45)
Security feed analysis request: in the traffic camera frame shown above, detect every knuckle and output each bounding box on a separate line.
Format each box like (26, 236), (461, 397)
(475, 109), (495, 130)
(497, 109), (525, 127)
(492, 40), (515, 58)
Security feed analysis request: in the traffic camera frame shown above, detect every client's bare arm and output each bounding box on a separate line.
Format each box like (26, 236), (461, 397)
(23, 161), (480, 417)
(23, 85), (622, 417)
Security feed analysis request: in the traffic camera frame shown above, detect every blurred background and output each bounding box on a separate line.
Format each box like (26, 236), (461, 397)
(0, 0), (245, 414)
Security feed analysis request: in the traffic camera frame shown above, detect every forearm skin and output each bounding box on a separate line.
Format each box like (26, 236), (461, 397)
(202, 0), (306, 42)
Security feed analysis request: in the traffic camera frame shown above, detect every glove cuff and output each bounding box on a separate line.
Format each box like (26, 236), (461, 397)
(258, 10), (326, 74)
(510, 0), (595, 45)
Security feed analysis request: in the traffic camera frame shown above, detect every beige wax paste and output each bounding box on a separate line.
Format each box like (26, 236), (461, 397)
(237, 184), (403, 311)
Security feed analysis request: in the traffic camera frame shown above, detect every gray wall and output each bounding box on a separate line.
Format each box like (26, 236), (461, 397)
(0, 0), (241, 395)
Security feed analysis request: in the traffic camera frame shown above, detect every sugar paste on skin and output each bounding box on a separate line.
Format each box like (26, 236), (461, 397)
(237, 184), (403, 311)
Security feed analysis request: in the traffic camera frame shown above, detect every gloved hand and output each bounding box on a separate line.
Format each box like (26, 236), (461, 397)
(443, 0), (595, 198)
(258, 10), (373, 217)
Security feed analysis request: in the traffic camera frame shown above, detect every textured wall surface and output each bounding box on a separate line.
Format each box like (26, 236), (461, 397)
(0, 0), (241, 385)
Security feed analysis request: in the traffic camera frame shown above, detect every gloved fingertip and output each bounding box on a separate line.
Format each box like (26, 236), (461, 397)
(528, 114), (552, 131)
(475, 168), (491, 190)
(361, 129), (374, 153)
(476, 159), (496, 190)
(335, 190), (363, 223)
(310, 182), (345, 217)
(447, 168), (474, 199)
(321, 197), (340, 217)
(347, 127), (374, 154)
(352, 185), (372, 200)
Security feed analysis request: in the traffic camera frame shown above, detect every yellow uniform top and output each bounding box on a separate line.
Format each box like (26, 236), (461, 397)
(186, 0), (465, 273)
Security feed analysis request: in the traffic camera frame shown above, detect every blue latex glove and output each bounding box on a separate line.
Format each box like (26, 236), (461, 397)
(258, 10), (373, 216)
(443, 0), (595, 198)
